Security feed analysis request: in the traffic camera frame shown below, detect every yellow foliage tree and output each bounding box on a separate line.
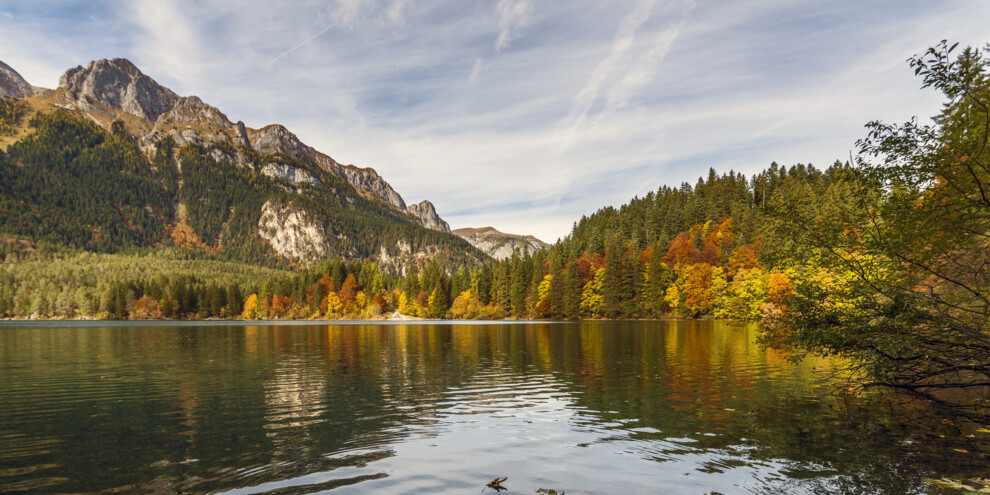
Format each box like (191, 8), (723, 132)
(355, 291), (368, 316)
(580, 268), (604, 317)
(322, 292), (342, 318)
(664, 284), (683, 318)
(451, 289), (481, 319)
(242, 293), (259, 319)
(398, 291), (411, 315)
(536, 274), (552, 317)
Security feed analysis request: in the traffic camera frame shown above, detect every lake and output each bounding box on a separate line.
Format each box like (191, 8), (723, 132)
(1, 321), (987, 494)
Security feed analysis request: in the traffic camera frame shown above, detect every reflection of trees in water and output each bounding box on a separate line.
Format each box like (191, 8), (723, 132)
(512, 322), (982, 493)
(3, 323), (987, 494)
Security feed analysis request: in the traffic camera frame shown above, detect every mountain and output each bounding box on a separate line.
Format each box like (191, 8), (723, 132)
(55, 59), (423, 215)
(0, 61), (33, 98)
(452, 227), (548, 260)
(0, 58), (484, 268)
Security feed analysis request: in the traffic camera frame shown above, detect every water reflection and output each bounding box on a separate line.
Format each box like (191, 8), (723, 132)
(0, 321), (987, 494)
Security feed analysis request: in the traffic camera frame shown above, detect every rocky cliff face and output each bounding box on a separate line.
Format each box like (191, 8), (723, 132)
(407, 200), (451, 233)
(336, 164), (407, 211)
(59, 58), (180, 121)
(246, 125), (408, 210)
(0, 60), (32, 98)
(453, 226), (548, 260)
(53, 58), (420, 218)
(257, 199), (329, 260)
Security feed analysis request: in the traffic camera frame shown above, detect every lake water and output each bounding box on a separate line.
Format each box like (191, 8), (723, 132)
(1, 321), (987, 494)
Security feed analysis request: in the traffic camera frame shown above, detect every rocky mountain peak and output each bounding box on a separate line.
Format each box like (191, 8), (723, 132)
(247, 124), (315, 163)
(452, 226), (548, 260)
(407, 200), (451, 233)
(0, 60), (32, 98)
(45, 57), (449, 234)
(158, 96), (232, 129)
(59, 58), (180, 122)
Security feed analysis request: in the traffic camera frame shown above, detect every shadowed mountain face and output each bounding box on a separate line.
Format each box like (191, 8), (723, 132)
(453, 226), (548, 259)
(0, 58), (483, 267)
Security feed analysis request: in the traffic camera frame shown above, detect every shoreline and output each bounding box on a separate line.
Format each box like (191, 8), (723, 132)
(0, 315), (739, 327)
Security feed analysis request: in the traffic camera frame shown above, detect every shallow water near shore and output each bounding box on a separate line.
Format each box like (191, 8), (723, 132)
(1, 321), (987, 494)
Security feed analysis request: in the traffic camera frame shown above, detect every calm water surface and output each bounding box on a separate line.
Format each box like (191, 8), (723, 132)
(1, 321), (987, 494)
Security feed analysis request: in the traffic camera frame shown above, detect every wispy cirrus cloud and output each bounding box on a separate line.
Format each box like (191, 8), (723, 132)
(123, 0), (203, 94)
(468, 57), (483, 85)
(5, 0), (990, 242)
(494, 0), (533, 52)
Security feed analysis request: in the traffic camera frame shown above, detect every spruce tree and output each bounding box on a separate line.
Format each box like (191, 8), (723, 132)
(602, 237), (624, 318)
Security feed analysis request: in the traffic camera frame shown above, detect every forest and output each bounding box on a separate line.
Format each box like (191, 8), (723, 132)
(1, 41), (988, 411)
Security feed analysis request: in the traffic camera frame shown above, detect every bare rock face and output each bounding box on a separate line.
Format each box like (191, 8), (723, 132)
(407, 200), (451, 233)
(59, 58), (179, 121)
(247, 124), (409, 211)
(337, 164), (407, 210)
(0, 60), (32, 98)
(248, 124), (315, 163)
(258, 199), (328, 262)
(261, 163), (320, 185)
(453, 226), (548, 260)
(157, 96), (233, 130)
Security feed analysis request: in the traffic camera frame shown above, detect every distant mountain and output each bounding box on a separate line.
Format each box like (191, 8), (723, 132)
(0, 58), (483, 267)
(453, 227), (548, 259)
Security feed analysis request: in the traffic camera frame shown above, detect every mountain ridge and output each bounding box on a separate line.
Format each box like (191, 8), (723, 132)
(0, 57), (482, 267)
(50, 58), (441, 228)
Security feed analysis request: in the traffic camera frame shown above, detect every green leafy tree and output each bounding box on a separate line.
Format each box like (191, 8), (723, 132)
(764, 41), (990, 411)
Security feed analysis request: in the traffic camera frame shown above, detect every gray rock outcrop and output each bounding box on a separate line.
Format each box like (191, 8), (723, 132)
(337, 164), (407, 210)
(407, 200), (452, 233)
(0, 60), (32, 98)
(59, 58), (180, 121)
(258, 199), (328, 262)
(453, 226), (548, 260)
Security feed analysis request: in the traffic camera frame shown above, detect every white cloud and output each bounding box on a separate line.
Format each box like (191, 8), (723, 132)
(124, 0), (203, 93)
(468, 57), (483, 86)
(494, 0), (533, 52)
(332, 0), (374, 29)
(553, 0), (663, 154)
(386, 0), (411, 25)
(9, 0), (990, 243)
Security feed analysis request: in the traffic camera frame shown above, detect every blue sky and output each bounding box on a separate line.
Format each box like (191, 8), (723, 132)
(2, 1), (989, 242)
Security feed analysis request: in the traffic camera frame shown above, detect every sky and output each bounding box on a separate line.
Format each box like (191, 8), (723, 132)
(1, 1), (989, 242)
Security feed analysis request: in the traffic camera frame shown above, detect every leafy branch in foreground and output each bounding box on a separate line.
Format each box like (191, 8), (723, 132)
(763, 41), (990, 415)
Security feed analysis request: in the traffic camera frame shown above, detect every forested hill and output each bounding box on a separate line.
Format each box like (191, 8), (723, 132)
(557, 163), (851, 261)
(495, 161), (858, 322)
(0, 59), (485, 270)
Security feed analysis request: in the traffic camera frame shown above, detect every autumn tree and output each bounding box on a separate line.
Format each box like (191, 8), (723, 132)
(764, 41), (990, 413)
(339, 273), (358, 312)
